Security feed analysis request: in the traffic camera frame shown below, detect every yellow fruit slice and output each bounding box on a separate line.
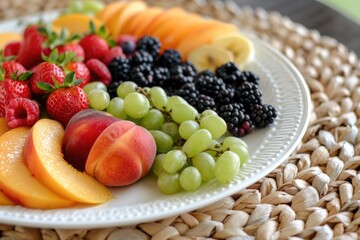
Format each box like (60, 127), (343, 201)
(212, 33), (255, 68)
(0, 118), (9, 137)
(52, 13), (104, 34)
(188, 45), (233, 72)
(0, 127), (74, 209)
(107, 0), (147, 39)
(25, 119), (113, 204)
(96, 1), (127, 23)
(0, 191), (14, 206)
(0, 33), (22, 50)
(177, 24), (238, 59)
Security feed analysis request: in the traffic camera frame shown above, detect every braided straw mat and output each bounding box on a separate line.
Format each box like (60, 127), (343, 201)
(1, 0), (360, 239)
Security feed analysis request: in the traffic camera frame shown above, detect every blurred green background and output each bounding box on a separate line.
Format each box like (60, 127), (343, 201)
(319, 0), (360, 23)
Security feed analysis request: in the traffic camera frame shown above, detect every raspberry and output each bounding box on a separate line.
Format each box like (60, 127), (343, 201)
(5, 97), (39, 128)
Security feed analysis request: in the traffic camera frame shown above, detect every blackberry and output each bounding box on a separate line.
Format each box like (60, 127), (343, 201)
(136, 36), (161, 59)
(169, 62), (196, 88)
(152, 67), (170, 87)
(175, 83), (199, 102)
(248, 103), (277, 128)
(214, 87), (235, 106)
(188, 94), (217, 113)
(218, 103), (254, 137)
(107, 57), (131, 83)
(236, 81), (262, 106)
(239, 71), (260, 85)
(157, 49), (182, 67)
(131, 50), (153, 67)
(215, 62), (242, 87)
(194, 70), (225, 96)
(130, 64), (154, 87)
(107, 81), (121, 98)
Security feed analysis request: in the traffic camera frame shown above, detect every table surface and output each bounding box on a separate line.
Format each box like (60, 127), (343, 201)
(234, 0), (360, 56)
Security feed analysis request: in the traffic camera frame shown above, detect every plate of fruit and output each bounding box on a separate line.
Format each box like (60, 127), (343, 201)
(0, 0), (311, 229)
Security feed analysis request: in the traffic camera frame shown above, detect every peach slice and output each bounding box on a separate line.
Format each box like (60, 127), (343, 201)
(132, 8), (164, 38)
(161, 18), (221, 51)
(25, 119), (113, 204)
(52, 13), (104, 34)
(176, 24), (238, 59)
(141, 7), (186, 37)
(0, 191), (14, 206)
(0, 118), (9, 137)
(96, 1), (126, 24)
(107, 0), (147, 39)
(121, 7), (163, 36)
(0, 127), (74, 209)
(0, 33), (22, 50)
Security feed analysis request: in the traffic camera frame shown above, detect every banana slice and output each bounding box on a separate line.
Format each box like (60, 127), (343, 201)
(188, 45), (233, 72)
(211, 33), (254, 69)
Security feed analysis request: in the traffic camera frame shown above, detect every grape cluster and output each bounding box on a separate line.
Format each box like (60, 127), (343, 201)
(83, 80), (249, 194)
(108, 36), (277, 138)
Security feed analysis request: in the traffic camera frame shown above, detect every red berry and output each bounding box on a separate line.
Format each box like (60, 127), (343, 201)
(30, 62), (65, 95)
(102, 46), (125, 65)
(1, 61), (26, 79)
(66, 62), (91, 88)
(86, 58), (112, 86)
(79, 34), (109, 61)
(5, 97), (40, 128)
(3, 41), (22, 57)
(57, 43), (85, 59)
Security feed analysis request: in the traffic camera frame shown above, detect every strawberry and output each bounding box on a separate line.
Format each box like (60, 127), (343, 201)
(16, 25), (47, 69)
(3, 41), (22, 57)
(66, 61), (91, 88)
(79, 23), (112, 61)
(1, 60), (26, 79)
(102, 46), (125, 65)
(57, 43), (85, 60)
(43, 72), (89, 126)
(86, 58), (112, 86)
(0, 66), (32, 117)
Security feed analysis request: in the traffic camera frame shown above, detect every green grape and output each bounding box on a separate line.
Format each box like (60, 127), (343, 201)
(69, 0), (83, 12)
(152, 154), (165, 176)
(170, 103), (198, 124)
(179, 166), (202, 191)
(117, 81), (138, 98)
(200, 115), (227, 139)
(83, 0), (105, 14)
(149, 130), (174, 153)
(165, 96), (187, 112)
(182, 129), (212, 157)
(162, 150), (187, 173)
(192, 152), (215, 181)
(106, 97), (127, 119)
(200, 109), (218, 118)
(82, 81), (107, 95)
(157, 172), (182, 194)
(228, 145), (249, 166)
(124, 92), (150, 118)
(222, 136), (248, 150)
(205, 139), (222, 157)
(179, 120), (199, 140)
(160, 122), (181, 141)
(140, 109), (165, 130)
(215, 151), (240, 183)
(88, 89), (110, 110)
(126, 116), (142, 125)
(150, 86), (168, 110)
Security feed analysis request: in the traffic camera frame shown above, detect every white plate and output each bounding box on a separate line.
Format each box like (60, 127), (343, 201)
(0, 12), (311, 229)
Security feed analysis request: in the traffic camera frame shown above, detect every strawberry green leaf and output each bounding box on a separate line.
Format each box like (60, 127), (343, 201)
(17, 71), (34, 81)
(36, 81), (55, 92)
(64, 71), (76, 86)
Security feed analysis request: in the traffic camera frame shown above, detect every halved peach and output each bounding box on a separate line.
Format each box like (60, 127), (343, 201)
(0, 127), (74, 209)
(52, 13), (105, 34)
(25, 119), (113, 204)
(176, 24), (238, 59)
(141, 7), (186, 37)
(96, 1), (127, 24)
(0, 191), (14, 206)
(107, 0), (147, 39)
(121, 7), (163, 36)
(0, 118), (9, 137)
(0, 33), (22, 50)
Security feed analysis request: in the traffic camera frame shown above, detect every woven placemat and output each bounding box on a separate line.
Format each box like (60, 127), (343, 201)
(1, 0), (360, 239)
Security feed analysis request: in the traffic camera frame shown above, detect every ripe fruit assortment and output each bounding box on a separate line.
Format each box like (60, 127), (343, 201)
(0, 0), (278, 208)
